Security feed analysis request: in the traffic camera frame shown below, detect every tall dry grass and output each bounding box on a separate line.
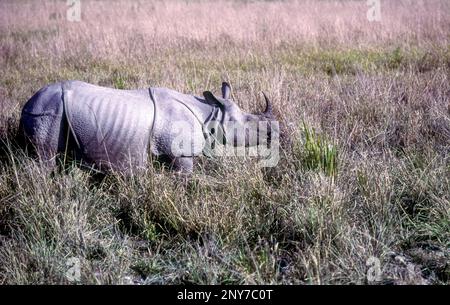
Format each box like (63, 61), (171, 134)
(1, 0), (449, 52)
(0, 0), (449, 284)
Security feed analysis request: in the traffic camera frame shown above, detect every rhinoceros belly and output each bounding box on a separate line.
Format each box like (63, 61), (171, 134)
(65, 83), (153, 170)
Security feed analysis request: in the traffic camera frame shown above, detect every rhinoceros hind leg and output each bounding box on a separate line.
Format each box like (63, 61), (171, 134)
(21, 83), (66, 169)
(171, 157), (193, 173)
(21, 114), (65, 169)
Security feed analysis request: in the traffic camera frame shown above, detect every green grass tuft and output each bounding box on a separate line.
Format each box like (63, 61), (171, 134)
(298, 121), (338, 177)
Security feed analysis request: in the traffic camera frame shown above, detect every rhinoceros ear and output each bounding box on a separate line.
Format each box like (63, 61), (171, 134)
(203, 91), (228, 108)
(221, 82), (231, 99)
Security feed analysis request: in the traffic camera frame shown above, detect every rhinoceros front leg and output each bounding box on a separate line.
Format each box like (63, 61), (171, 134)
(171, 157), (193, 173)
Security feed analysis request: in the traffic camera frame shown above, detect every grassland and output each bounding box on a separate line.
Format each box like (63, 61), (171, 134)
(0, 0), (449, 284)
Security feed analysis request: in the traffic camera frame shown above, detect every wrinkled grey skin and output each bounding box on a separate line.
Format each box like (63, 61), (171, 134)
(20, 80), (276, 173)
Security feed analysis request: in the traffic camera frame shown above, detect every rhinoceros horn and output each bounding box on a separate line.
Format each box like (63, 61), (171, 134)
(262, 92), (273, 115)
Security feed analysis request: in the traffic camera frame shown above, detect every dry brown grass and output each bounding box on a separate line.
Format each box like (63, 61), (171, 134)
(1, 0), (449, 51)
(0, 0), (449, 284)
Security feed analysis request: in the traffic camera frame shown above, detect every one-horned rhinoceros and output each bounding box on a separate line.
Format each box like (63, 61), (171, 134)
(20, 80), (279, 173)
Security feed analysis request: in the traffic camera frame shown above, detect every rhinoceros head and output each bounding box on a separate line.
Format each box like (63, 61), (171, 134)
(203, 82), (278, 147)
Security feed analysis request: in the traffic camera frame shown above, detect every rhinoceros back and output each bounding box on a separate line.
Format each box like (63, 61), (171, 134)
(64, 81), (154, 171)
